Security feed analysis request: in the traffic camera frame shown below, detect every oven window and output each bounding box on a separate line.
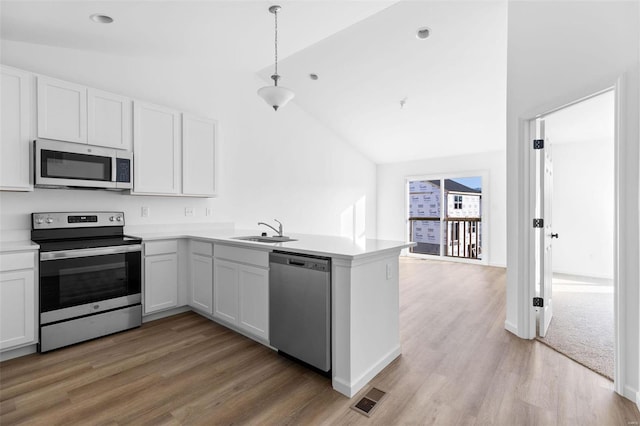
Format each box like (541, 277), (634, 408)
(41, 149), (111, 181)
(40, 252), (141, 312)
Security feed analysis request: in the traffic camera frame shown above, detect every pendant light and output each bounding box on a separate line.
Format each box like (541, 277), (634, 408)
(257, 5), (294, 111)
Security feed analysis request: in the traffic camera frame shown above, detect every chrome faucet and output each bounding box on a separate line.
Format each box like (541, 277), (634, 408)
(258, 219), (283, 237)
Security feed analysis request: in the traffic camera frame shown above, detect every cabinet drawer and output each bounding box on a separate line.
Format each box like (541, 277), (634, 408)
(144, 240), (178, 256)
(191, 240), (213, 257)
(214, 244), (268, 268)
(0, 252), (35, 272)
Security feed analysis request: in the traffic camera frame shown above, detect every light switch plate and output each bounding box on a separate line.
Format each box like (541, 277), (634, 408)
(206, 208), (213, 216)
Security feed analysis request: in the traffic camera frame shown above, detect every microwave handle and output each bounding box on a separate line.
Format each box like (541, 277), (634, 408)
(40, 244), (142, 261)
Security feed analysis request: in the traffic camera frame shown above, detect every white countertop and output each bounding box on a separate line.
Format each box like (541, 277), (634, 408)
(0, 240), (39, 253)
(129, 227), (414, 260)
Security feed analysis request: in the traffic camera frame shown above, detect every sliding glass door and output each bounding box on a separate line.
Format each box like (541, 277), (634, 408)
(408, 176), (483, 261)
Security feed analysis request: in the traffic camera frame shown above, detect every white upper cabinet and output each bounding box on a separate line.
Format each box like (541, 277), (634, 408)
(37, 76), (87, 144)
(182, 114), (216, 197)
(133, 101), (181, 195)
(37, 75), (133, 150)
(88, 88), (132, 150)
(0, 65), (33, 191)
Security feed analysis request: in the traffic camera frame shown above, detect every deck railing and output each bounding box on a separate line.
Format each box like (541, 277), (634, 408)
(444, 217), (481, 259)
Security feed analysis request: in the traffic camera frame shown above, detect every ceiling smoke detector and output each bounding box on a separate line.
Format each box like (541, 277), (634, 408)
(90, 14), (114, 24)
(309, 74), (319, 80)
(416, 27), (430, 40)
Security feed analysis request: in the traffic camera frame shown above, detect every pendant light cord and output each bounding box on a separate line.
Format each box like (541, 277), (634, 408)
(274, 8), (279, 86)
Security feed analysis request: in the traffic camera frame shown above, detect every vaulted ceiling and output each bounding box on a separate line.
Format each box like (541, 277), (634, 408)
(1, 1), (509, 164)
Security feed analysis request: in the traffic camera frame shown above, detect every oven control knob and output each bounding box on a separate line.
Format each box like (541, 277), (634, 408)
(116, 216), (123, 222)
(109, 216), (115, 222)
(36, 218), (44, 225)
(45, 218), (53, 224)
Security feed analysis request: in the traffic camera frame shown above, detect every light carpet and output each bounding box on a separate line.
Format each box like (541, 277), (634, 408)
(536, 277), (614, 380)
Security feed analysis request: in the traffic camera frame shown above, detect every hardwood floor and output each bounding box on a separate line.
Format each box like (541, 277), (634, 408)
(1, 258), (638, 425)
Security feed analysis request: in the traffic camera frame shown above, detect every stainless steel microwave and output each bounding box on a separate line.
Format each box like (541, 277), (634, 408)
(35, 139), (132, 190)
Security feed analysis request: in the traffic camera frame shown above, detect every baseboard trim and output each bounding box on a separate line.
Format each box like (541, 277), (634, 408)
(621, 384), (640, 405)
(142, 305), (191, 323)
(504, 320), (518, 336)
(332, 345), (401, 398)
(0, 343), (37, 362)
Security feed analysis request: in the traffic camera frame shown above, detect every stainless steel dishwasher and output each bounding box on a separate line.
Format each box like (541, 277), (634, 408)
(269, 251), (331, 372)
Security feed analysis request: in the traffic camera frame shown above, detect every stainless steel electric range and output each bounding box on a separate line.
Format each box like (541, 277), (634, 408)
(31, 212), (142, 352)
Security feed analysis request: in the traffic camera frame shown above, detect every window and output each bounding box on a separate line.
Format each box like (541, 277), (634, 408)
(407, 176), (483, 260)
(454, 195), (462, 209)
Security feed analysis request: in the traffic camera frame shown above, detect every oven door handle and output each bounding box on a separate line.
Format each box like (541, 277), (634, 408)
(40, 244), (142, 261)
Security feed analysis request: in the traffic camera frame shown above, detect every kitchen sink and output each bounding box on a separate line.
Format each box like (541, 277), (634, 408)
(232, 235), (297, 243)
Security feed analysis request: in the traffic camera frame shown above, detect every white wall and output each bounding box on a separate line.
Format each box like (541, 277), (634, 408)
(551, 139), (614, 279)
(0, 40), (377, 239)
(376, 150), (506, 267)
(505, 0), (639, 403)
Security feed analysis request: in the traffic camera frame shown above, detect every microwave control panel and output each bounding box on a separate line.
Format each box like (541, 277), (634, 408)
(116, 158), (131, 183)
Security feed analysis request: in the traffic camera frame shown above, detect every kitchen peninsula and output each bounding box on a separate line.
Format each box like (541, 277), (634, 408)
(132, 226), (414, 398)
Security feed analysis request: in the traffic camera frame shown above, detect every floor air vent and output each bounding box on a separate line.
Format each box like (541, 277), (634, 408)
(350, 387), (386, 417)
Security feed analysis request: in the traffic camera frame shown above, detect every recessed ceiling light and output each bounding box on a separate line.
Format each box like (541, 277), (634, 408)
(416, 27), (430, 40)
(90, 14), (114, 24)
(309, 73), (319, 81)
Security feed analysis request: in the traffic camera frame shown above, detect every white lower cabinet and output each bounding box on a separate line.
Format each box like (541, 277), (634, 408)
(213, 245), (269, 341)
(0, 252), (37, 351)
(144, 241), (178, 314)
(189, 241), (213, 315)
(237, 265), (269, 339)
(213, 259), (239, 323)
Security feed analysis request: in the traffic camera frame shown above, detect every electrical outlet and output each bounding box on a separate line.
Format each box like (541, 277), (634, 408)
(141, 207), (150, 217)
(185, 207), (194, 217)
(205, 208), (213, 217)
(386, 264), (392, 280)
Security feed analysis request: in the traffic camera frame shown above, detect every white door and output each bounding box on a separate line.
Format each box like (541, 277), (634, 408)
(536, 119), (554, 337)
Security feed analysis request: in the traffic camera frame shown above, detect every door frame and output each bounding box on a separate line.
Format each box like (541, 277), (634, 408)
(518, 79), (624, 395)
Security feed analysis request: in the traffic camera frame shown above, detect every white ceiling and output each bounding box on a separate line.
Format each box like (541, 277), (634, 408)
(1, 0), (509, 164)
(262, 1), (508, 163)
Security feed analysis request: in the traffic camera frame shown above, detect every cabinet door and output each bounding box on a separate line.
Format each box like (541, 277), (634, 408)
(133, 101), (180, 194)
(213, 259), (238, 323)
(238, 265), (269, 340)
(0, 66), (32, 191)
(88, 88), (132, 150)
(0, 270), (36, 350)
(144, 253), (178, 314)
(190, 253), (213, 314)
(182, 114), (216, 197)
(37, 76), (87, 143)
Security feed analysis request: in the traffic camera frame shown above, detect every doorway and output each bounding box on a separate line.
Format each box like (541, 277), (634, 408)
(532, 90), (615, 379)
